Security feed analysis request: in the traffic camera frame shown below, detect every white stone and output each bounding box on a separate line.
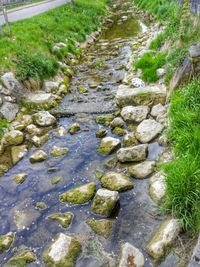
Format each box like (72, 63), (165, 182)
(56, 126), (67, 137)
(117, 144), (148, 163)
(131, 77), (145, 88)
(0, 102), (19, 122)
(29, 150), (47, 163)
(150, 103), (166, 118)
(25, 92), (54, 104)
(129, 160), (155, 178)
(157, 68), (166, 78)
(149, 172), (166, 204)
(118, 242), (144, 267)
(3, 130), (24, 146)
(110, 117), (125, 129)
(44, 81), (60, 93)
(31, 134), (49, 147)
(33, 111), (56, 127)
(96, 188), (119, 202)
(121, 105), (149, 123)
(136, 119), (164, 143)
(26, 124), (41, 136)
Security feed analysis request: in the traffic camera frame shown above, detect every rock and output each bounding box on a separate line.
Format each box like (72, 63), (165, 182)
(0, 232), (14, 253)
(25, 92), (55, 104)
(52, 42), (67, 52)
(0, 84), (11, 95)
(96, 128), (107, 138)
(112, 127), (126, 136)
(156, 68), (166, 78)
(118, 242), (144, 267)
(60, 182), (96, 204)
(51, 146), (69, 158)
(150, 103), (166, 118)
(131, 77), (145, 88)
(44, 81), (59, 93)
(117, 144), (148, 163)
(1, 72), (25, 99)
(121, 105), (149, 123)
(31, 134), (49, 147)
(32, 111), (56, 127)
(104, 157), (118, 169)
(95, 115), (114, 126)
(189, 44), (200, 58)
(146, 219), (181, 261)
(43, 233), (81, 267)
(21, 115), (33, 126)
(0, 164), (8, 175)
(95, 169), (105, 180)
(56, 126), (67, 137)
(0, 102), (19, 122)
(48, 212), (73, 228)
(110, 117), (125, 129)
(91, 189), (119, 216)
(0, 96), (3, 106)
(135, 119), (164, 143)
(98, 137), (121, 155)
(100, 171), (133, 192)
(36, 202), (47, 209)
(3, 130), (24, 146)
(159, 149), (174, 164)
(68, 123), (81, 134)
(128, 160), (155, 179)
(14, 173), (28, 184)
(51, 177), (61, 185)
(78, 85), (88, 94)
(116, 84), (166, 107)
(89, 81), (99, 88)
(123, 133), (138, 147)
(29, 150), (47, 163)
(11, 121), (25, 131)
(6, 250), (36, 266)
(11, 145), (28, 165)
(87, 219), (113, 238)
(188, 234), (200, 267)
(156, 112), (168, 127)
(149, 172), (166, 204)
(158, 135), (170, 146)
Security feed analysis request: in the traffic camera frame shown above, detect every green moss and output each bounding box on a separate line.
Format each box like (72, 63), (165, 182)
(94, 169), (105, 180)
(0, 232), (14, 253)
(96, 128), (107, 138)
(103, 157), (118, 169)
(112, 127), (125, 136)
(91, 195), (118, 216)
(60, 182), (96, 204)
(68, 123), (81, 134)
(98, 139), (121, 155)
(7, 250), (36, 267)
(95, 115), (114, 126)
(78, 85), (89, 94)
(48, 212), (73, 228)
(36, 202), (47, 210)
(14, 173), (28, 184)
(87, 219), (113, 238)
(0, 119), (9, 141)
(51, 177), (61, 185)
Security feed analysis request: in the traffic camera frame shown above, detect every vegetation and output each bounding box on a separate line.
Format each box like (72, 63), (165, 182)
(0, 119), (9, 140)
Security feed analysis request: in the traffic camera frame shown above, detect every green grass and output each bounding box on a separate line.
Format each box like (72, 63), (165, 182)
(0, 0), (109, 82)
(163, 79), (200, 231)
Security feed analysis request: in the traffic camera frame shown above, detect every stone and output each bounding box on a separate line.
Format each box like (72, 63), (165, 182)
(158, 135), (170, 147)
(11, 121), (25, 131)
(87, 219), (113, 238)
(3, 130), (24, 146)
(36, 202), (47, 209)
(68, 123), (80, 134)
(189, 44), (200, 58)
(56, 126), (67, 137)
(21, 115), (33, 126)
(149, 172), (166, 204)
(43, 233), (81, 267)
(44, 81), (59, 93)
(0, 96), (3, 106)
(128, 161), (155, 179)
(131, 77), (145, 88)
(156, 68), (166, 78)
(156, 112), (168, 127)
(146, 219), (181, 261)
(96, 128), (107, 138)
(135, 119), (164, 143)
(29, 150), (47, 163)
(121, 105), (149, 123)
(51, 177), (61, 185)
(0, 232), (14, 253)
(60, 182), (96, 204)
(150, 103), (166, 118)
(25, 92), (54, 104)
(89, 81), (99, 88)
(14, 173), (28, 184)
(11, 145), (28, 165)
(78, 85), (88, 94)
(98, 137), (121, 155)
(110, 117), (125, 129)
(116, 84), (166, 107)
(6, 250), (36, 266)
(123, 133), (138, 147)
(0, 84), (11, 95)
(0, 102), (19, 122)
(104, 157), (118, 169)
(0, 164), (8, 175)
(91, 189), (119, 216)
(188, 234), (200, 267)
(95, 115), (114, 126)
(31, 134), (49, 147)
(117, 144), (148, 163)
(32, 111), (56, 127)
(100, 171), (133, 192)
(118, 242), (144, 267)
(51, 146), (69, 158)
(48, 212), (73, 228)
(52, 42), (67, 52)
(112, 127), (126, 136)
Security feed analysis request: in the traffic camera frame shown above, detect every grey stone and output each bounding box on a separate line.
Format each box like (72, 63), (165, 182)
(189, 44), (200, 58)
(98, 137), (121, 155)
(0, 102), (19, 122)
(25, 92), (55, 104)
(151, 103), (166, 118)
(3, 130), (24, 146)
(117, 144), (148, 163)
(29, 150), (47, 163)
(110, 117), (125, 129)
(44, 81), (60, 93)
(188, 234), (200, 267)
(121, 105), (149, 123)
(128, 160), (155, 178)
(33, 111), (57, 127)
(118, 242), (144, 267)
(149, 172), (166, 204)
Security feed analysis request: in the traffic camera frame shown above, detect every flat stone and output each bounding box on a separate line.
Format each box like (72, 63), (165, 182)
(121, 105), (149, 123)
(48, 212), (73, 228)
(14, 173), (28, 184)
(149, 172), (166, 204)
(118, 242), (144, 267)
(51, 146), (69, 158)
(91, 189), (119, 216)
(116, 84), (166, 107)
(150, 103), (166, 117)
(136, 119), (164, 143)
(29, 150), (47, 163)
(87, 219), (113, 238)
(128, 161), (155, 179)
(11, 145), (28, 165)
(3, 130), (24, 146)
(32, 111), (56, 127)
(0, 232), (14, 253)
(25, 92), (54, 104)
(100, 171), (133, 192)
(44, 81), (60, 93)
(117, 144), (148, 163)
(0, 102), (19, 122)
(98, 137), (121, 155)
(146, 219), (181, 261)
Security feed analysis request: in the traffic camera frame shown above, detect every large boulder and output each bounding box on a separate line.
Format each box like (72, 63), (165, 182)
(118, 242), (144, 267)
(100, 171), (133, 192)
(3, 130), (24, 146)
(116, 84), (166, 107)
(149, 172), (166, 204)
(135, 119), (164, 143)
(0, 102), (19, 122)
(98, 137), (121, 155)
(121, 106), (149, 123)
(117, 144), (148, 163)
(43, 233), (81, 267)
(128, 160), (155, 179)
(32, 111), (57, 127)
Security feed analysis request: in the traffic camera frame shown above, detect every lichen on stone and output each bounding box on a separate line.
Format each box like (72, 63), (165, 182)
(87, 219), (113, 238)
(68, 123), (81, 134)
(95, 115), (114, 126)
(6, 249), (36, 266)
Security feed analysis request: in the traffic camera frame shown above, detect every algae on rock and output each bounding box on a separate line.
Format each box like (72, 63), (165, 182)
(87, 218), (113, 238)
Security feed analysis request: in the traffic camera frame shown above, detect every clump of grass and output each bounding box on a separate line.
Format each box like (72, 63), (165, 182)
(134, 52), (166, 82)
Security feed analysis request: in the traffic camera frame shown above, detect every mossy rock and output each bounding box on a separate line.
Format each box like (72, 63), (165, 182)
(14, 173), (28, 184)
(0, 232), (14, 253)
(0, 164), (9, 176)
(87, 219), (113, 238)
(103, 157), (118, 169)
(48, 212), (73, 228)
(98, 137), (121, 155)
(51, 177), (61, 185)
(112, 127), (125, 136)
(36, 202), (47, 210)
(60, 182), (96, 204)
(51, 146), (69, 158)
(6, 250), (36, 267)
(95, 115), (114, 126)
(78, 85), (88, 94)
(68, 123), (80, 135)
(94, 169), (105, 180)
(96, 128), (107, 138)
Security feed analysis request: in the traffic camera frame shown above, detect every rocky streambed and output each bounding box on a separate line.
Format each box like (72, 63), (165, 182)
(0, 0), (194, 266)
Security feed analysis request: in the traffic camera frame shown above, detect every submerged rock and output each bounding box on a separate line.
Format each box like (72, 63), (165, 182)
(68, 123), (81, 134)
(29, 150), (47, 163)
(96, 128), (107, 138)
(135, 119), (164, 143)
(149, 172), (166, 204)
(3, 130), (24, 146)
(100, 171), (133, 192)
(48, 212), (73, 228)
(91, 189), (119, 216)
(78, 85), (88, 94)
(87, 219), (113, 238)
(112, 127), (126, 136)
(128, 161), (155, 179)
(11, 145), (28, 165)
(98, 137), (121, 155)
(0, 232), (14, 253)
(118, 242), (144, 267)
(56, 126), (67, 137)
(32, 111), (56, 127)
(123, 133), (138, 147)
(6, 250), (36, 266)
(43, 233), (81, 267)
(51, 146), (69, 158)
(146, 219), (181, 261)
(117, 144), (148, 163)
(121, 105), (149, 123)
(14, 173), (28, 184)
(95, 115), (114, 126)
(51, 177), (62, 185)
(36, 202), (47, 210)
(60, 182), (96, 204)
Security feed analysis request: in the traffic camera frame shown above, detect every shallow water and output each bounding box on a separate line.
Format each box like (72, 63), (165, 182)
(0, 0), (181, 266)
